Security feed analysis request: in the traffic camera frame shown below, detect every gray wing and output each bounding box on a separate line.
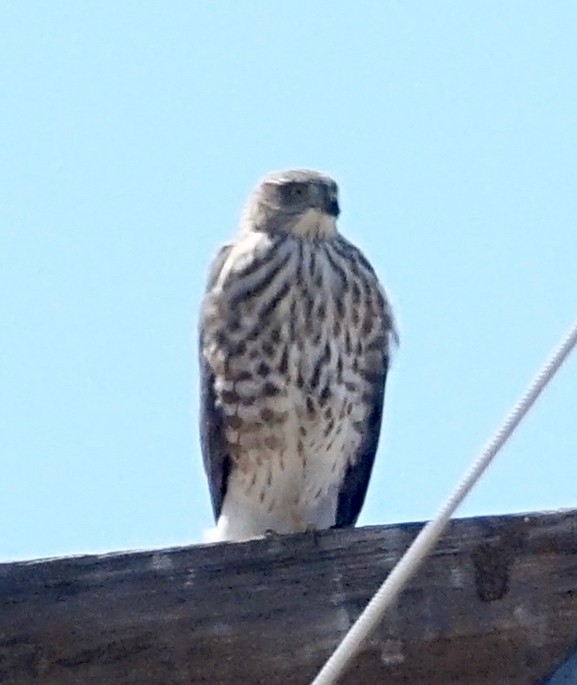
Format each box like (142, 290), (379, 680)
(334, 357), (389, 527)
(333, 238), (395, 527)
(198, 244), (233, 521)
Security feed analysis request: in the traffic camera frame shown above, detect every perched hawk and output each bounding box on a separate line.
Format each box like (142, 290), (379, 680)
(199, 169), (396, 542)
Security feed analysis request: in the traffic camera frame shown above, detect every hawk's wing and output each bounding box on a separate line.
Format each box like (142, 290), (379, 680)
(199, 244), (233, 520)
(334, 357), (389, 527)
(334, 241), (394, 528)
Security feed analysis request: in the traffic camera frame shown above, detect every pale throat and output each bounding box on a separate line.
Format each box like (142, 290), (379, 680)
(290, 208), (337, 239)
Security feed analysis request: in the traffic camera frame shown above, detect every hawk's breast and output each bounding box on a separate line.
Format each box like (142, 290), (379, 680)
(201, 232), (391, 528)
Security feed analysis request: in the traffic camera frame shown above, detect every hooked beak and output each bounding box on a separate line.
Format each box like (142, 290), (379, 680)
(323, 189), (340, 217)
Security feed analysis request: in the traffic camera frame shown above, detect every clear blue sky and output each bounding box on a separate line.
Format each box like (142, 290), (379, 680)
(2, 3), (576, 561)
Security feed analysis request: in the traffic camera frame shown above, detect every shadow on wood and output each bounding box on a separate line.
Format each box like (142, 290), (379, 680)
(1, 509), (577, 685)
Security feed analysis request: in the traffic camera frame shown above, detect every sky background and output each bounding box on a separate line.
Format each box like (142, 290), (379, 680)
(2, 2), (576, 562)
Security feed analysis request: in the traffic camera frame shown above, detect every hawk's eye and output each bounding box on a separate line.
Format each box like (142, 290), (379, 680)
(283, 182), (308, 202)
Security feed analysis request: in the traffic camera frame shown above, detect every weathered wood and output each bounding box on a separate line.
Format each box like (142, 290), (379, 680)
(1, 510), (577, 685)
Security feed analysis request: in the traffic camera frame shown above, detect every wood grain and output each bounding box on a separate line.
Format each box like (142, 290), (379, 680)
(1, 509), (577, 684)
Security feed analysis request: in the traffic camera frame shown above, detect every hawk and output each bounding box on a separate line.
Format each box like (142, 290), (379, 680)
(199, 169), (396, 542)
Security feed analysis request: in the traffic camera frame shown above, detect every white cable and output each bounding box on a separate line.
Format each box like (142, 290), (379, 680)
(312, 316), (577, 685)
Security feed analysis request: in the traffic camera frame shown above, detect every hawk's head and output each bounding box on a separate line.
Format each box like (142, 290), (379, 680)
(242, 169), (340, 240)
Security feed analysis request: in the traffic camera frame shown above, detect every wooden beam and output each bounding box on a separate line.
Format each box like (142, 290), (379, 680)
(1, 509), (577, 685)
